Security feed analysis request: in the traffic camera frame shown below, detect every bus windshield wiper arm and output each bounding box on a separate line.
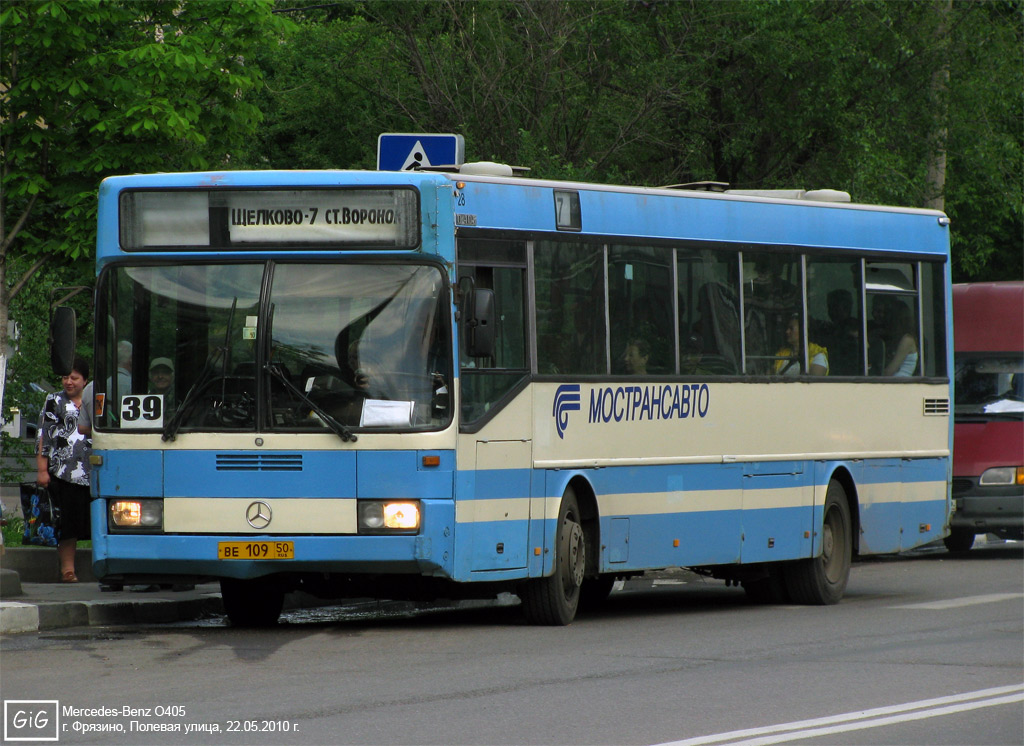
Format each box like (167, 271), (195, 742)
(161, 347), (224, 442)
(265, 362), (357, 443)
(163, 297), (239, 442)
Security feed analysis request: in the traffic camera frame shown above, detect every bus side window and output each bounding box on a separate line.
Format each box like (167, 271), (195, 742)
(609, 244), (672, 375)
(678, 248), (741, 376)
(457, 239), (529, 423)
(743, 252), (801, 375)
(535, 240), (606, 375)
(808, 257), (863, 376)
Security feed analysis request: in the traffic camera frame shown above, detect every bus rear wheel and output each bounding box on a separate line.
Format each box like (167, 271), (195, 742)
(220, 577), (285, 627)
(785, 480), (851, 605)
(520, 489), (585, 625)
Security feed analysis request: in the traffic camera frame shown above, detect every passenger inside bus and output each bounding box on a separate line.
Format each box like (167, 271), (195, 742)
(815, 289), (861, 375)
(622, 338), (650, 375)
(774, 314), (829, 376)
(883, 302), (919, 377)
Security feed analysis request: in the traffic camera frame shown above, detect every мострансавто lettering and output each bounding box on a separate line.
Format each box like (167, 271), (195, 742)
(588, 383), (709, 423)
(230, 207), (396, 227)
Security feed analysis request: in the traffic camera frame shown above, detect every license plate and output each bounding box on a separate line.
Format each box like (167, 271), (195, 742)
(218, 541), (294, 560)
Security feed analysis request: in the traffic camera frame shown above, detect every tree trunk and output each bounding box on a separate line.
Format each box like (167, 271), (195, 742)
(924, 0), (952, 211)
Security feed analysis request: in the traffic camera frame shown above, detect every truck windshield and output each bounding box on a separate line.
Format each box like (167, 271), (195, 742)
(94, 262), (451, 433)
(954, 354), (1024, 418)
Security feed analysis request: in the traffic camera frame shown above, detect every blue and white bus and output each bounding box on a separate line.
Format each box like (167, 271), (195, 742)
(71, 165), (952, 625)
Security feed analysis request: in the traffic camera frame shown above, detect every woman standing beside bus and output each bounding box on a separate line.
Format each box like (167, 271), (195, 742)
(36, 356), (92, 582)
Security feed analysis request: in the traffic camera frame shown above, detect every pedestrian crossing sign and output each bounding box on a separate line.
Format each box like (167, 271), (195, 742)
(377, 133), (465, 172)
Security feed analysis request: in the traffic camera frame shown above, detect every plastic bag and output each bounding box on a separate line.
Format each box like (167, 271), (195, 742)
(20, 482), (60, 547)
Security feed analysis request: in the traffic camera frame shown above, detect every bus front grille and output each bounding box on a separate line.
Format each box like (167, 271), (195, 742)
(216, 454), (304, 472)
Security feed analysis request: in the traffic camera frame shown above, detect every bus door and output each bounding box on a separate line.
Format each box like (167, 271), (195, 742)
(741, 460), (813, 563)
(469, 439), (533, 572)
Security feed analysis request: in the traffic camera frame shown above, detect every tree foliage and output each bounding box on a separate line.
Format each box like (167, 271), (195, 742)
(1, 0), (1020, 429)
(0, 0), (289, 416)
(242, 0), (1021, 281)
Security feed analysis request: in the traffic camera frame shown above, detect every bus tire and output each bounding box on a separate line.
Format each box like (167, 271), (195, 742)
(220, 577), (285, 627)
(943, 529), (975, 553)
(785, 480), (851, 605)
(520, 489), (585, 625)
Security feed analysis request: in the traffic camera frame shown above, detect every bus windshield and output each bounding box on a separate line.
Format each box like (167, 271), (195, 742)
(95, 261), (452, 433)
(954, 354), (1024, 418)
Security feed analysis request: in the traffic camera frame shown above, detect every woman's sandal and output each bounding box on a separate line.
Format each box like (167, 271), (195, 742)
(61, 570), (79, 583)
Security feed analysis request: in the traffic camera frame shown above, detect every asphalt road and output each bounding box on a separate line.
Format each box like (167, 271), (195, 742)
(3, 541), (1021, 746)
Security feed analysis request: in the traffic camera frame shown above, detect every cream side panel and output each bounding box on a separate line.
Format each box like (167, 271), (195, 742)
(857, 481), (897, 507)
(533, 382), (949, 466)
(455, 498), (531, 523)
(597, 488), (785, 516)
(903, 480), (948, 503)
(455, 387), (534, 467)
(94, 427), (458, 452)
(164, 497), (356, 533)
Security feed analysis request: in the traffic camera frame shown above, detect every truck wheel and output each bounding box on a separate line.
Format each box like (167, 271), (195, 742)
(785, 480), (851, 605)
(520, 488), (585, 625)
(943, 529), (975, 553)
(220, 577), (285, 627)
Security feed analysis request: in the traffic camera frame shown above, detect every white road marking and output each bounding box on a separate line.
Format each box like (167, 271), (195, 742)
(891, 592), (1023, 610)
(652, 683), (1024, 746)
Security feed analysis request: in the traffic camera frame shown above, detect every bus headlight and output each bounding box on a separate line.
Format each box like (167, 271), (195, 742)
(109, 499), (163, 530)
(979, 467), (1024, 486)
(358, 500), (420, 533)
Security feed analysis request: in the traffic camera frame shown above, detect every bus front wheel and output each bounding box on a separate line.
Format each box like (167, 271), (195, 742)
(785, 480), (851, 605)
(519, 489), (585, 625)
(220, 577), (285, 627)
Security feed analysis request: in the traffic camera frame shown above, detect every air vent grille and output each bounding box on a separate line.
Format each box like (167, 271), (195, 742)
(216, 454), (303, 471)
(923, 398), (950, 416)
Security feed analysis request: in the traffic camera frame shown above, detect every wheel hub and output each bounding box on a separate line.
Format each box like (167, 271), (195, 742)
(562, 520), (585, 590)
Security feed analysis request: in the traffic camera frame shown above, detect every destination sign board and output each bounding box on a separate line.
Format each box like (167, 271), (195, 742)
(119, 188), (420, 250)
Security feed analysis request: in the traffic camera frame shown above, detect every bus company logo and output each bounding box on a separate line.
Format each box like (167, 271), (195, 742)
(552, 385), (581, 439)
(4, 700), (58, 742)
(246, 501), (273, 530)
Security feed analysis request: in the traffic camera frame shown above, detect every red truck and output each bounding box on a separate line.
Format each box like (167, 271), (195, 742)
(948, 281), (1024, 551)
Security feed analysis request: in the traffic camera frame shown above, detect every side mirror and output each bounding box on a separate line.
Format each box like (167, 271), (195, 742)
(468, 288), (495, 358)
(49, 306), (77, 376)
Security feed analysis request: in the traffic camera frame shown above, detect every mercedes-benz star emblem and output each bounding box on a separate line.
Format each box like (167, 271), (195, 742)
(246, 501), (272, 530)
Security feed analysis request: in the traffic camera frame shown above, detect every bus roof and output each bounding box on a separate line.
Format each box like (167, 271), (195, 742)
(953, 281), (1024, 352)
(98, 169), (951, 260)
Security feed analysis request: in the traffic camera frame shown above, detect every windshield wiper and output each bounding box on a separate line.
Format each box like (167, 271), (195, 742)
(162, 297), (238, 442)
(265, 362), (357, 443)
(161, 347), (224, 441)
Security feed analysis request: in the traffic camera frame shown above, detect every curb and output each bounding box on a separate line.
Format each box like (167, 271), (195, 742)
(0, 567), (704, 636)
(0, 589), (224, 636)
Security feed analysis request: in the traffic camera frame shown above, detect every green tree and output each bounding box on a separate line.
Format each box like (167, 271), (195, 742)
(0, 0), (290, 414)
(247, 0), (1020, 281)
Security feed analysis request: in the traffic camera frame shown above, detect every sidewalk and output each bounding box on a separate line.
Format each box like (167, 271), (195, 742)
(0, 546), (224, 634)
(0, 572), (224, 635)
